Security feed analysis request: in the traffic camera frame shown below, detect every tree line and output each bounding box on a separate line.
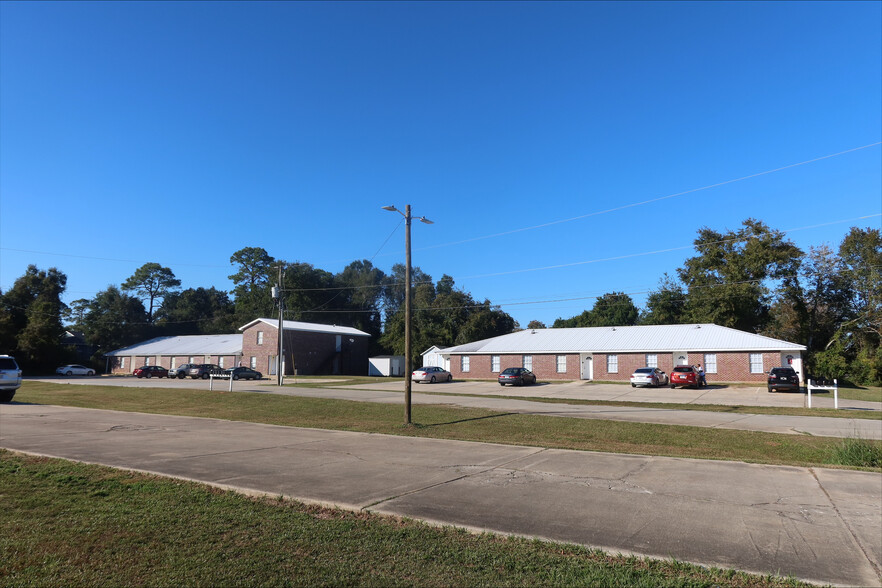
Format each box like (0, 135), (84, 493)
(1, 220), (879, 383)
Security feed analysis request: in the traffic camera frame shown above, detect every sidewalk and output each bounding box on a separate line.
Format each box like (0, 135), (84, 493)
(2, 403), (880, 587)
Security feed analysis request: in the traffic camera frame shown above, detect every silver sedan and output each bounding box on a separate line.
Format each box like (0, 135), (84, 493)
(411, 366), (452, 383)
(630, 367), (668, 387)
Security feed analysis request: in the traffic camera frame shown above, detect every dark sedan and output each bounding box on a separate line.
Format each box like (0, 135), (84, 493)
(768, 367), (800, 392)
(498, 367), (537, 386)
(133, 365), (169, 379)
(225, 367), (263, 381)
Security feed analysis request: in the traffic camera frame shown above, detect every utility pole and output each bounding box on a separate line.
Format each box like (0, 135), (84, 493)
(404, 204), (412, 424)
(276, 264), (284, 387)
(382, 205), (433, 425)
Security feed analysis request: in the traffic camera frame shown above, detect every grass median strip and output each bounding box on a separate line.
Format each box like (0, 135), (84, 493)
(0, 451), (808, 587)
(13, 382), (882, 471)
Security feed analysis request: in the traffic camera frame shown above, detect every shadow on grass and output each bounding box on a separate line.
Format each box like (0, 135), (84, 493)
(416, 412), (517, 428)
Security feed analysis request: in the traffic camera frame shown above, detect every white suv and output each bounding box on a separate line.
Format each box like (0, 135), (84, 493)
(0, 355), (22, 402)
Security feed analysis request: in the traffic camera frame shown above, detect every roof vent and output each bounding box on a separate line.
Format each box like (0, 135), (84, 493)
(530, 330), (536, 334)
(695, 325), (701, 329)
(611, 327), (616, 331)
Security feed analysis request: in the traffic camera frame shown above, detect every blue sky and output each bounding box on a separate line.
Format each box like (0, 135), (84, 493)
(1, 1), (880, 328)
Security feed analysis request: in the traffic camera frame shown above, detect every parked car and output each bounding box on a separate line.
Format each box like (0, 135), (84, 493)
(630, 367), (668, 388)
(225, 367), (262, 381)
(0, 355), (22, 402)
(768, 367), (800, 393)
(133, 365), (169, 379)
(168, 363), (197, 379)
(669, 365), (701, 389)
(55, 364), (95, 376)
(498, 367), (537, 386)
(412, 366), (452, 383)
(188, 364), (223, 379)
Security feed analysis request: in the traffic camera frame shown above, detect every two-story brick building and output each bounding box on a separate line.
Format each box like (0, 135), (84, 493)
(239, 318), (371, 376)
(440, 324), (806, 385)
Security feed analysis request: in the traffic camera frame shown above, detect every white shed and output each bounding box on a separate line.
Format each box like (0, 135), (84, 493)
(369, 355), (405, 377)
(421, 345), (450, 370)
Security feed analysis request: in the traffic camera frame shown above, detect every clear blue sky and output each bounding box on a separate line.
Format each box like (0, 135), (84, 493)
(1, 1), (880, 328)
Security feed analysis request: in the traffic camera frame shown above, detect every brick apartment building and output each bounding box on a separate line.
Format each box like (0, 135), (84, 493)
(239, 318), (371, 376)
(105, 334), (243, 374)
(440, 324), (806, 385)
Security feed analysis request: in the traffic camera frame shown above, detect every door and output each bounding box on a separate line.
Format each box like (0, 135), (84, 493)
(580, 355), (593, 380)
(673, 352), (689, 366)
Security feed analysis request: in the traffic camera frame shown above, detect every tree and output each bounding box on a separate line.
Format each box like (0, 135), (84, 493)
(678, 219), (802, 332)
(641, 275), (687, 325)
(0, 265), (68, 371)
(527, 320), (546, 330)
(229, 247), (277, 324)
(553, 292), (639, 328)
(156, 287), (236, 335)
(122, 263), (181, 322)
(81, 286), (149, 359)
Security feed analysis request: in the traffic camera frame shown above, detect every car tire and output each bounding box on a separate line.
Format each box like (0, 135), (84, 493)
(768, 386), (774, 393)
(447, 374), (452, 382)
(147, 372), (152, 378)
(0, 391), (14, 403)
(233, 375), (239, 380)
(66, 371), (73, 376)
(430, 376), (436, 383)
(87, 370), (94, 376)
(499, 383), (505, 386)
(201, 373), (209, 380)
(631, 383), (636, 387)
(670, 384), (675, 389)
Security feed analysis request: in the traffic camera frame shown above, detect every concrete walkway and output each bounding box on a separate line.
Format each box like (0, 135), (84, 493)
(26, 377), (882, 440)
(2, 403), (880, 587)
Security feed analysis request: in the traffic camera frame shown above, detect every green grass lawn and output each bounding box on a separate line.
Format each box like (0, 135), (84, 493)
(13, 382), (882, 471)
(0, 451), (809, 588)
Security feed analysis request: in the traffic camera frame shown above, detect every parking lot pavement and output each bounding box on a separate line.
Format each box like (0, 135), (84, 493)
(1, 403), (879, 587)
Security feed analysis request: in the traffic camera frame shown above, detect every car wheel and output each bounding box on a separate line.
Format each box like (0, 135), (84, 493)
(447, 374), (452, 382)
(178, 374), (185, 379)
(233, 375), (239, 380)
(670, 384), (675, 389)
(0, 391), (14, 403)
(201, 373), (208, 380)
(66, 370), (73, 376)
(87, 370), (94, 376)
(631, 383), (636, 388)
(430, 376), (436, 383)
(499, 382), (505, 386)
(147, 372), (153, 378)
(768, 386), (774, 393)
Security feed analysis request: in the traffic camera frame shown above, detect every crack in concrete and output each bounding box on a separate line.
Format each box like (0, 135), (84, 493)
(359, 447), (550, 510)
(809, 467), (881, 579)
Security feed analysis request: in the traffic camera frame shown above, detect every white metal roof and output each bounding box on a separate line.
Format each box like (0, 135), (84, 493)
(442, 324), (805, 354)
(106, 334), (244, 357)
(239, 318), (371, 337)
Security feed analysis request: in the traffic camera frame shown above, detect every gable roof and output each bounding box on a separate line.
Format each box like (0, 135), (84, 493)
(239, 318), (371, 337)
(106, 334), (244, 357)
(442, 324), (805, 354)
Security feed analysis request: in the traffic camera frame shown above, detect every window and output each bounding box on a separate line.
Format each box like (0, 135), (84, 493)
(523, 355), (532, 370)
(120, 357), (126, 369)
(749, 353), (763, 374)
(461, 356), (470, 373)
(645, 354), (657, 368)
(250, 356), (257, 369)
(257, 331), (264, 345)
(171, 358), (176, 369)
(188, 357), (195, 363)
(704, 354), (717, 374)
(219, 357), (225, 368)
(491, 355), (500, 372)
(556, 355), (567, 373)
(607, 354), (618, 373)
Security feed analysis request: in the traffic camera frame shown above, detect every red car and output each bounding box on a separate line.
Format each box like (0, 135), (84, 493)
(133, 365), (169, 379)
(669, 365), (701, 389)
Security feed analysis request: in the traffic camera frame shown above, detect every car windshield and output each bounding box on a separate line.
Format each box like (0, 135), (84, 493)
(634, 368), (653, 374)
(501, 368), (519, 374)
(673, 366), (693, 372)
(773, 368), (796, 375)
(0, 358), (18, 370)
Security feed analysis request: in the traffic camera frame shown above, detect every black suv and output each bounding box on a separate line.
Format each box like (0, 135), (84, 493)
(188, 364), (223, 379)
(767, 367), (800, 393)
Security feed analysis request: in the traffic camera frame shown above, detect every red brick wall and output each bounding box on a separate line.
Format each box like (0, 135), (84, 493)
(448, 350), (783, 383)
(241, 323), (370, 376)
(448, 353), (580, 380)
(109, 354), (241, 374)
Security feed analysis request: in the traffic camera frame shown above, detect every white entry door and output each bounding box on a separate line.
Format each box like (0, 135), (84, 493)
(673, 352), (689, 366)
(580, 355), (593, 380)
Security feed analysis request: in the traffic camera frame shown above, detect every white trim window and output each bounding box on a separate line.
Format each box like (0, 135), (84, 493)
(250, 356), (257, 369)
(749, 353), (763, 374)
(607, 354), (618, 373)
(704, 354), (717, 374)
(219, 357), (225, 368)
(556, 355), (567, 373)
(645, 353), (658, 368)
(461, 356), (470, 373)
(188, 356), (195, 363)
(257, 331), (264, 345)
(491, 355), (500, 372)
(120, 357), (126, 369)
(523, 355), (532, 370)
